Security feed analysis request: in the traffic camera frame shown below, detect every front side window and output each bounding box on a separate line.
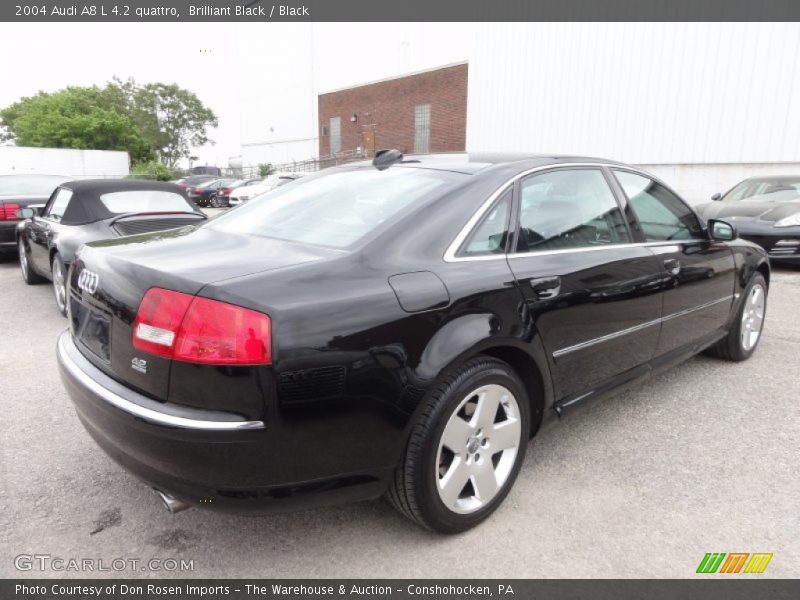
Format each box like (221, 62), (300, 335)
(46, 188), (73, 222)
(208, 167), (462, 249)
(613, 170), (702, 241)
(99, 190), (195, 214)
(515, 169), (630, 253)
(460, 189), (512, 256)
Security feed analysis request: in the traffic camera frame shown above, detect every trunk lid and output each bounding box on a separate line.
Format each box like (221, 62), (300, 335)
(69, 226), (341, 401)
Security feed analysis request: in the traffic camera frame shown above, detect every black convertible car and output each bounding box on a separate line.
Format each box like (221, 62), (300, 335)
(57, 153), (769, 533)
(698, 175), (800, 263)
(17, 179), (206, 316)
(0, 174), (72, 254)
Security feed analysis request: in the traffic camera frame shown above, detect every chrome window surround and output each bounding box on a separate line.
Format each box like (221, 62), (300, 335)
(443, 162), (707, 262)
(551, 295), (734, 359)
(58, 333), (265, 431)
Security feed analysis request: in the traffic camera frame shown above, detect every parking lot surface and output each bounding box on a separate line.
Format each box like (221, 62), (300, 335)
(1, 245), (798, 578)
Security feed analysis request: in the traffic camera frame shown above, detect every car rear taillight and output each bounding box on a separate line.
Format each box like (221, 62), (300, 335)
(193, 187), (204, 193)
(222, 187), (232, 195)
(0, 203), (21, 221)
(133, 288), (272, 365)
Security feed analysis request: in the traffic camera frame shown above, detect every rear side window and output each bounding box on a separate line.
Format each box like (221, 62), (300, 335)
(613, 170), (702, 241)
(460, 189), (512, 256)
(99, 191), (194, 214)
(515, 169), (630, 253)
(208, 168), (460, 249)
(46, 188), (73, 222)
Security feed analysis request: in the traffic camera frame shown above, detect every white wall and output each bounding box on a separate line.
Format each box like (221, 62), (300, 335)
(0, 146), (130, 177)
(467, 23), (800, 165)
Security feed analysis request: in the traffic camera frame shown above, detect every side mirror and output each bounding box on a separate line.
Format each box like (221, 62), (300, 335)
(15, 208), (35, 219)
(711, 192), (722, 201)
(708, 219), (737, 241)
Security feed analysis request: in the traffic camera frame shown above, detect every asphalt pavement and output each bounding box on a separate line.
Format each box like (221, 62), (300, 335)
(0, 244), (798, 578)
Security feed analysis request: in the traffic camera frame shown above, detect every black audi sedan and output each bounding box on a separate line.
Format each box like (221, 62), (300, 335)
(57, 153), (769, 533)
(698, 175), (800, 263)
(17, 179), (206, 316)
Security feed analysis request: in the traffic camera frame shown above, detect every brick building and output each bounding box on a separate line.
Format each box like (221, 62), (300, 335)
(317, 62), (468, 158)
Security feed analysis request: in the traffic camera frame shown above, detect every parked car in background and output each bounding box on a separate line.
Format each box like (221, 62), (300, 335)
(174, 174), (217, 191)
(188, 166), (222, 176)
(228, 172), (305, 206)
(0, 174), (72, 254)
(697, 175), (800, 263)
(213, 178), (262, 207)
(57, 153), (768, 533)
(187, 178), (237, 208)
(17, 179), (206, 316)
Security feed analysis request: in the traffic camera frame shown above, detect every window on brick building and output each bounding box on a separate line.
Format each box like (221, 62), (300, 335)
(329, 116), (341, 155)
(414, 104), (431, 154)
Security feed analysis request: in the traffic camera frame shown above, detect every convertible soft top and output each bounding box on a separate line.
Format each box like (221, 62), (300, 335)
(56, 179), (198, 225)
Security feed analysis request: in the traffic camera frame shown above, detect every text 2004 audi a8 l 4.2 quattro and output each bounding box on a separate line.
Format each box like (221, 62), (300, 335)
(57, 152), (769, 533)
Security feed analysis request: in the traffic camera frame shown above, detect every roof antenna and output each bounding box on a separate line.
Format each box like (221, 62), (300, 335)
(372, 149), (403, 171)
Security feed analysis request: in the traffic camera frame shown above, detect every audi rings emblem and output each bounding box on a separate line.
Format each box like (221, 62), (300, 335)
(77, 269), (100, 295)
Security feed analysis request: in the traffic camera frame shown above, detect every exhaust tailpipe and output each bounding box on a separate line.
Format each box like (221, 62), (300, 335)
(153, 488), (192, 514)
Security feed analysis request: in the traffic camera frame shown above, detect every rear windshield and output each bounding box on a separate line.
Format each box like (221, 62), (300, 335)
(0, 175), (71, 195)
(99, 190), (195, 214)
(207, 168), (461, 248)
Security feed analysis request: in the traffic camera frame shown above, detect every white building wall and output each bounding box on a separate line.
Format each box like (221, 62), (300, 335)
(0, 146), (130, 177)
(467, 23), (800, 202)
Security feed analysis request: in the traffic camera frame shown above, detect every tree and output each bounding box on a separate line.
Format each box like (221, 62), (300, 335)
(258, 163), (276, 177)
(0, 85), (151, 161)
(0, 79), (218, 168)
(129, 159), (180, 181)
(128, 81), (218, 168)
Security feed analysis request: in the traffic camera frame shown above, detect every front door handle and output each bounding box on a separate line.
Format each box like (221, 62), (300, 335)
(664, 258), (681, 276)
(530, 276), (561, 299)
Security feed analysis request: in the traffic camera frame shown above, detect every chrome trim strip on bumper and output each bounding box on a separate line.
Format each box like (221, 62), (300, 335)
(552, 295), (734, 359)
(57, 333), (265, 431)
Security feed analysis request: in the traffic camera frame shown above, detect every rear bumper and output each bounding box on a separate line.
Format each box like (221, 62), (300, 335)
(56, 331), (387, 513)
(0, 221), (19, 251)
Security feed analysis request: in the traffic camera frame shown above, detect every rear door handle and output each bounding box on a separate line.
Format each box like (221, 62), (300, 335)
(530, 276), (561, 299)
(664, 258), (681, 276)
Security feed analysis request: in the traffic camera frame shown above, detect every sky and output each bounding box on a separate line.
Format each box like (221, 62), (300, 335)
(0, 23), (474, 168)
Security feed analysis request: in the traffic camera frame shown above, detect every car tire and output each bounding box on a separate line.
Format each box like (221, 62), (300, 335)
(51, 253), (68, 317)
(387, 356), (530, 533)
(211, 196), (219, 208)
(705, 272), (767, 361)
(18, 237), (45, 285)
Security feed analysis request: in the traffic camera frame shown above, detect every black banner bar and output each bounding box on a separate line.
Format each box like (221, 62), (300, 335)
(3, 580), (800, 600)
(3, 0), (800, 23)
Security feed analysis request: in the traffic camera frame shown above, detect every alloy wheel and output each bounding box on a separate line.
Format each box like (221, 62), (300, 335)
(436, 383), (522, 514)
(53, 258), (67, 314)
(741, 283), (765, 351)
(18, 239), (29, 280)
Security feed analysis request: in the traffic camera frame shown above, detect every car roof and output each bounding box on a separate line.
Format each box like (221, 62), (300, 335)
(55, 179), (194, 225)
(347, 152), (628, 175)
(740, 175), (800, 182)
(61, 179), (184, 194)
